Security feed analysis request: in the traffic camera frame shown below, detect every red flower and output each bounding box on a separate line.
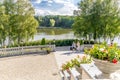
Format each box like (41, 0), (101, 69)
(112, 59), (118, 64)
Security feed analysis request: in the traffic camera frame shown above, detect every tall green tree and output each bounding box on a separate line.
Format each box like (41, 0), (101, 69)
(3, 0), (38, 45)
(72, 0), (120, 43)
(0, 4), (9, 46)
(99, 0), (120, 42)
(72, 0), (92, 40)
(3, 0), (16, 46)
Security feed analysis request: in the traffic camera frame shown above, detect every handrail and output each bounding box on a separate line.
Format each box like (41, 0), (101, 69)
(0, 45), (55, 57)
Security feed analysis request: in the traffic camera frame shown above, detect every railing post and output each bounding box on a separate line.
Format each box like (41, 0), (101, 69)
(4, 47), (6, 56)
(22, 46), (24, 54)
(53, 44), (56, 51)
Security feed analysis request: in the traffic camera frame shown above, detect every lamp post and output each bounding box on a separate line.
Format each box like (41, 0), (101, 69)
(53, 39), (55, 51)
(21, 40), (24, 54)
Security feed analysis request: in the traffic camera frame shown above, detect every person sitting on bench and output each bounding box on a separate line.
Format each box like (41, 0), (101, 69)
(76, 41), (80, 51)
(70, 41), (77, 51)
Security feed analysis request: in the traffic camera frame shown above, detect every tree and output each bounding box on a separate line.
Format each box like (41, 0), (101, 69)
(100, 0), (120, 42)
(72, 0), (120, 43)
(72, 0), (93, 40)
(0, 4), (9, 46)
(35, 15), (74, 28)
(3, 0), (38, 46)
(50, 19), (55, 27)
(3, 0), (19, 46)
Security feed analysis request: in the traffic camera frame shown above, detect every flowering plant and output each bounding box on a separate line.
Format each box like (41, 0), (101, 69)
(61, 55), (93, 71)
(85, 43), (120, 64)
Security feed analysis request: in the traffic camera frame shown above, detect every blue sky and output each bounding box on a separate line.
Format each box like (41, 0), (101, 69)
(31, 0), (81, 15)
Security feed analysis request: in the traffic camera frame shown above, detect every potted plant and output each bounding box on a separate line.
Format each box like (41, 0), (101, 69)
(46, 48), (52, 54)
(61, 55), (93, 74)
(85, 43), (120, 74)
(74, 55), (93, 74)
(61, 61), (74, 74)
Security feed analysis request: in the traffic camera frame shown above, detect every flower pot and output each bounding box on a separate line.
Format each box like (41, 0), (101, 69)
(46, 50), (51, 54)
(94, 59), (120, 74)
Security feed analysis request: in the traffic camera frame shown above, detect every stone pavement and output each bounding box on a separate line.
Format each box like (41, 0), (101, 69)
(0, 53), (60, 80)
(54, 46), (111, 79)
(54, 50), (85, 69)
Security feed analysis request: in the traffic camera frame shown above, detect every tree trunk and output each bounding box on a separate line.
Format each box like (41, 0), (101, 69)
(88, 34), (91, 44)
(93, 32), (97, 43)
(8, 36), (12, 46)
(18, 33), (21, 46)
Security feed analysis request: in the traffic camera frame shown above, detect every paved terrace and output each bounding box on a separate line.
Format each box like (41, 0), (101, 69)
(54, 49), (84, 69)
(0, 53), (60, 80)
(0, 46), (111, 80)
(54, 46), (110, 79)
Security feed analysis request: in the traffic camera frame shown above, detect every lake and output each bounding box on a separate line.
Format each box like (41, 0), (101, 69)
(33, 28), (76, 40)
(3, 28), (120, 46)
(33, 28), (120, 45)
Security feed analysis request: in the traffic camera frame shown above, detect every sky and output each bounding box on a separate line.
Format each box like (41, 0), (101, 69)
(1, 0), (119, 16)
(31, 0), (120, 16)
(31, 0), (81, 16)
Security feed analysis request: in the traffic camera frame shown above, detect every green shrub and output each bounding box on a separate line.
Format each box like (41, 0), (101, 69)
(85, 43), (120, 63)
(61, 55), (93, 71)
(41, 38), (46, 45)
(7, 39), (95, 47)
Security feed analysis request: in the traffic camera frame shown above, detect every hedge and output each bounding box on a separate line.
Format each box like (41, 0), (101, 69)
(7, 38), (95, 48)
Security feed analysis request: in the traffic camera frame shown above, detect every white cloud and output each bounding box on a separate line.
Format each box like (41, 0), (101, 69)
(32, 0), (42, 4)
(56, 2), (78, 15)
(32, 0), (80, 15)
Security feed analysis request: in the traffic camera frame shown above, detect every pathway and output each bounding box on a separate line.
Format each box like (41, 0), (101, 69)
(54, 46), (85, 69)
(0, 53), (60, 80)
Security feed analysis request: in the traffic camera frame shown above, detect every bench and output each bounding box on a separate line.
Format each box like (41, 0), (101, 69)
(80, 63), (102, 79)
(110, 70), (120, 80)
(69, 68), (81, 80)
(63, 70), (71, 80)
(59, 71), (65, 80)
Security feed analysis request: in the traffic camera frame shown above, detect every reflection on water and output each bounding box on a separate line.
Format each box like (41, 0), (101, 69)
(33, 28), (120, 45)
(32, 28), (76, 40)
(27, 28), (120, 45)
(4, 28), (120, 46)
(37, 28), (72, 35)
(33, 32), (76, 40)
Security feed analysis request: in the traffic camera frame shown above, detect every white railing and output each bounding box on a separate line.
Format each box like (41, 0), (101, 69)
(0, 45), (55, 57)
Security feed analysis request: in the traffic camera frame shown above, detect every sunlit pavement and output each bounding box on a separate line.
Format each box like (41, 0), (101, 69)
(54, 50), (84, 69)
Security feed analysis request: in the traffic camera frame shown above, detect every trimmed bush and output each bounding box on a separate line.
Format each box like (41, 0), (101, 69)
(41, 38), (46, 45)
(8, 39), (95, 47)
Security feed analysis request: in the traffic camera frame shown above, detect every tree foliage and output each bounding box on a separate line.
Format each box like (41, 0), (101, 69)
(0, 4), (9, 46)
(0, 0), (38, 46)
(50, 19), (55, 27)
(72, 0), (120, 43)
(35, 15), (74, 28)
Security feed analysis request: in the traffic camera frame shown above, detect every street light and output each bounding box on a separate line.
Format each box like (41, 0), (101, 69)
(21, 40), (24, 54)
(53, 39), (55, 51)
